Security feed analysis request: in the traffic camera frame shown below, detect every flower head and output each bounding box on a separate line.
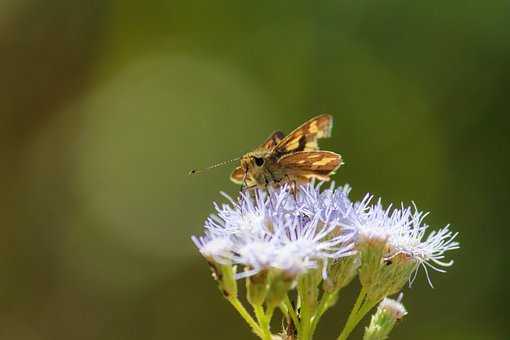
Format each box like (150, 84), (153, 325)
(193, 183), (357, 280)
(364, 294), (407, 340)
(354, 197), (460, 290)
(191, 234), (233, 264)
(378, 295), (407, 320)
(193, 182), (460, 340)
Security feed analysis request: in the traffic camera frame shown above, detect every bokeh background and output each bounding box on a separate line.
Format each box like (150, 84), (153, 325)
(1, 0), (509, 339)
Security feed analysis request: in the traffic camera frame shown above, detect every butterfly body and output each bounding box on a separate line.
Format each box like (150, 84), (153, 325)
(239, 149), (285, 188)
(231, 114), (343, 189)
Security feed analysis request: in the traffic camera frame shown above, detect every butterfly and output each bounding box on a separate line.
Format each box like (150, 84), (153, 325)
(190, 114), (343, 190)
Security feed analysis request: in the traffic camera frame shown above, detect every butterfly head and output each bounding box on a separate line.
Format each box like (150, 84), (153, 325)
(240, 150), (271, 181)
(240, 152), (265, 170)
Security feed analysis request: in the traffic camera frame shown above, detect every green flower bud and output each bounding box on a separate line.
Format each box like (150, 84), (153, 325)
(207, 260), (238, 298)
(298, 268), (322, 313)
(246, 269), (269, 306)
(358, 233), (418, 302)
(323, 254), (360, 292)
(363, 295), (407, 340)
(265, 269), (296, 310)
(380, 253), (417, 297)
(358, 233), (388, 292)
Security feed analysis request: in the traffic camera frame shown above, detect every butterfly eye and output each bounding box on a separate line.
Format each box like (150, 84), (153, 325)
(253, 157), (264, 166)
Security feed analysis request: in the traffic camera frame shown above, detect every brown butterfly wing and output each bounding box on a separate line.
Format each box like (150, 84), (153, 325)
(273, 114), (333, 156)
(230, 166), (245, 184)
(277, 151), (342, 181)
(260, 131), (285, 150)
(230, 166), (258, 187)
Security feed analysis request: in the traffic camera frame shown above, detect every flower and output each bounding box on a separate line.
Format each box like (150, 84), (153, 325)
(191, 234), (233, 264)
(378, 294), (407, 320)
(363, 294), (407, 340)
(193, 184), (357, 280)
(354, 197), (460, 291)
(193, 182), (460, 340)
(193, 183), (459, 288)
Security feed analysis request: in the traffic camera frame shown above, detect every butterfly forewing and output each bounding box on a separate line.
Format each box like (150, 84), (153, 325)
(274, 114), (333, 156)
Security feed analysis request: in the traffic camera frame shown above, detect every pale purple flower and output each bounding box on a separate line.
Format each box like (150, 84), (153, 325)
(193, 183), (358, 279)
(193, 183), (459, 285)
(353, 197), (460, 286)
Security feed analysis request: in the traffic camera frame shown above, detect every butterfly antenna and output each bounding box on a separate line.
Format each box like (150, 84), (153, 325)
(189, 157), (240, 175)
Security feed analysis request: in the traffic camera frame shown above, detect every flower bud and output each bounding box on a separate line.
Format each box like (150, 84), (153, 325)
(298, 269), (322, 313)
(246, 269), (269, 306)
(379, 253), (417, 297)
(323, 254), (360, 292)
(265, 269), (296, 310)
(363, 295), (407, 340)
(209, 262), (238, 298)
(357, 231), (418, 302)
(358, 231), (388, 292)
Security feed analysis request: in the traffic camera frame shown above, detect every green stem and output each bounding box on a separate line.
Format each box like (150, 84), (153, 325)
(310, 290), (339, 337)
(300, 307), (311, 340)
(227, 297), (263, 337)
(297, 273), (317, 340)
(254, 304), (272, 340)
(352, 299), (378, 332)
(337, 287), (367, 340)
(283, 295), (300, 330)
(298, 285), (311, 340)
(266, 305), (275, 325)
(279, 302), (289, 318)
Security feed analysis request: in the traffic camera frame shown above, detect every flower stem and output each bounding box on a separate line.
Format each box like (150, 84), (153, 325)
(337, 287), (367, 340)
(353, 299), (378, 330)
(297, 274), (320, 340)
(310, 290), (339, 337)
(298, 290), (312, 340)
(254, 304), (272, 340)
(227, 297), (263, 337)
(283, 295), (300, 330)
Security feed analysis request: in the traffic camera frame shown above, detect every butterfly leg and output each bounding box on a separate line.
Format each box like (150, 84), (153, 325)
(240, 169), (252, 211)
(284, 174), (299, 203)
(263, 176), (275, 209)
(243, 184), (258, 191)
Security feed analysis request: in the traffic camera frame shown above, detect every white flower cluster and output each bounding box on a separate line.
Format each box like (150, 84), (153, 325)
(353, 196), (459, 287)
(193, 183), (459, 285)
(193, 184), (357, 279)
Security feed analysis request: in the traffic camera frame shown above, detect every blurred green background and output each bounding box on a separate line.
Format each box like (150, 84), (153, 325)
(1, 0), (509, 339)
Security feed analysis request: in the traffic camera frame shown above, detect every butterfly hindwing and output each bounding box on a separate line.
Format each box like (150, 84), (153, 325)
(277, 151), (342, 180)
(260, 131), (285, 150)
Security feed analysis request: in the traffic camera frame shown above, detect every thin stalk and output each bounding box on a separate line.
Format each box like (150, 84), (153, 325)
(297, 281), (312, 340)
(227, 297), (263, 337)
(351, 298), (378, 333)
(309, 290), (339, 337)
(254, 304), (272, 340)
(266, 306), (275, 324)
(300, 306), (311, 340)
(279, 302), (289, 318)
(283, 295), (300, 330)
(337, 286), (367, 340)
